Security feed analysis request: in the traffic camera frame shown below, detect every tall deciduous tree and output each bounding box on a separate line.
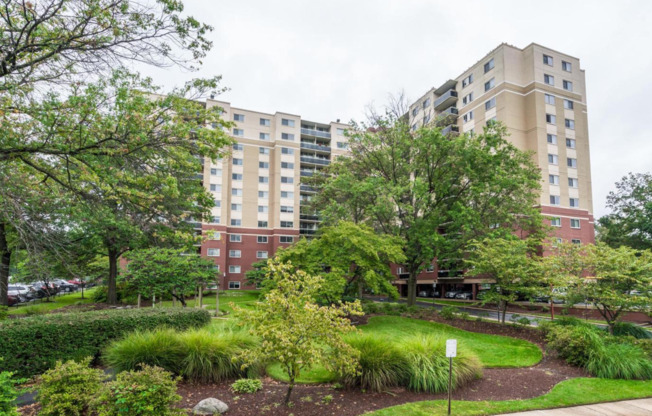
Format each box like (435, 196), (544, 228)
(597, 172), (652, 250)
(311, 114), (543, 306)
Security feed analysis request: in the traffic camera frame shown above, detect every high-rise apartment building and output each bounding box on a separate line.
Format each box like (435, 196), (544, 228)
(199, 43), (595, 294)
(199, 99), (349, 289)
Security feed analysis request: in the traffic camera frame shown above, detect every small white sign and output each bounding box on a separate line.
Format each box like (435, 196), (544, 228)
(446, 339), (457, 358)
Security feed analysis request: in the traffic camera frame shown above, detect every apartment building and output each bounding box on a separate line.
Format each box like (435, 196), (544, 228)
(401, 42), (595, 297)
(200, 99), (349, 290)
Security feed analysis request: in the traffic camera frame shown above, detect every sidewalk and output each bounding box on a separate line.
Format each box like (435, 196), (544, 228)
(498, 398), (652, 415)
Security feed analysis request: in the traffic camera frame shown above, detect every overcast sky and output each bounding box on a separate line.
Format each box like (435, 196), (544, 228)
(142, 0), (652, 219)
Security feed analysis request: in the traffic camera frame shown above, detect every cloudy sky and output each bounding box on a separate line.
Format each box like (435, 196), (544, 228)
(143, 0), (652, 219)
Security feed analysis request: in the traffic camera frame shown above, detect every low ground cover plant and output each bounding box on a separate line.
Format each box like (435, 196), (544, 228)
(0, 370), (23, 416)
(231, 378), (263, 394)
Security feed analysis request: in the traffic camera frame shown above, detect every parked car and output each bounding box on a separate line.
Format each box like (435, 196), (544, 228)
(445, 290), (460, 299)
(53, 279), (77, 293)
(418, 290), (441, 298)
(454, 291), (473, 300)
(7, 284), (32, 302)
(7, 294), (19, 306)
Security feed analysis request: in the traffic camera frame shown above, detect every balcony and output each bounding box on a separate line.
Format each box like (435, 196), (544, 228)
(300, 142), (331, 153)
(441, 125), (460, 136)
(434, 89), (458, 110)
(300, 214), (320, 221)
(440, 106), (458, 117)
(300, 228), (317, 235)
(300, 184), (317, 193)
(187, 222), (202, 230)
(301, 128), (331, 139)
(300, 156), (330, 166)
(300, 170), (315, 177)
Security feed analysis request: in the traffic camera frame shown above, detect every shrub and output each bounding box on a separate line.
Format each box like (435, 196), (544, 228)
(381, 303), (400, 316)
(0, 307), (210, 378)
(0, 371), (22, 416)
(0, 306), (8, 321)
(37, 358), (105, 416)
(587, 341), (652, 380)
(104, 329), (186, 374)
(439, 306), (459, 320)
(406, 306), (419, 316)
(545, 324), (603, 367)
(22, 304), (49, 316)
(612, 322), (652, 339)
(94, 365), (183, 416)
(402, 335), (482, 393)
(341, 334), (409, 392)
(458, 311), (471, 320)
(231, 378), (263, 394)
(362, 302), (379, 315)
(510, 314), (531, 327)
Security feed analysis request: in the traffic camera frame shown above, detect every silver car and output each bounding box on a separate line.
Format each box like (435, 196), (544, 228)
(7, 284), (32, 302)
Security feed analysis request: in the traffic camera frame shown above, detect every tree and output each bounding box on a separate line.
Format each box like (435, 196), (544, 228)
(121, 248), (217, 307)
(597, 172), (652, 250)
(465, 237), (542, 323)
(310, 114), (543, 306)
(576, 243), (652, 333)
(246, 222), (405, 302)
(234, 261), (362, 405)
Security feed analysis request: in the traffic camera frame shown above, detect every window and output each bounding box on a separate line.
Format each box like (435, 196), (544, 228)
(213, 200), (221, 208)
(570, 198), (580, 208)
(563, 80), (573, 91)
(280, 236), (294, 243)
(426, 265), (435, 272)
(337, 142), (348, 149)
(546, 114), (556, 124)
(550, 217), (561, 227)
(548, 154), (558, 165)
(230, 219), (241, 226)
(280, 221), (293, 228)
(545, 94), (555, 105)
(258, 220), (268, 228)
(228, 281), (241, 289)
(210, 184), (221, 192)
(484, 58), (494, 73)
(281, 118), (295, 127)
(544, 74), (554, 85)
(210, 168), (221, 176)
(232, 188), (242, 196)
(207, 248), (220, 257)
(566, 138), (576, 149)
(258, 176), (269, 184)
(567, 158), (577, 168)
(550, 195), (560, 205)
(259, 161), (269, 169)
(258, 191), (269, 198)
(232, 173), (243, 181)
(462, 92), (474, 105)
(486, 117), (497, 125)
(562, 61), (572, 72)
(257, 236), (268, 243)
(209, 232), (221, 241)
(228, 265), (241, 274)
(423, 114), (431, 124)
(233, 128), (244, 136)
(423, 98), (431, 108)
(462, 74), (473, 88)
(211, 216), (220, 223)
(231, 203), (242, 212)
(463, 111), (474, 123)
(547, 134), (557, 144)
(568, 177), (579, 188)
(563, 99), (574, 110)
(281, 147), (294, 155)
(281, 162), (294, 169)
(233, 113), (245, 122)
(336, 128), (346, 135)
(259, 132), (270, 140)
(281, 191), (294, 199)
(260, 118), (271, 126)
(281, 133), (294, 141)
(485, 97), (496, 110)
(281, 176), (293, 184)
(571, 239), (581, 245)
(229, 250), (241, 258)
(280, 206), (294, 213)
(233, 143), (243, 151)
(257, 251), (268, 259)
(233, 158), (243, 166)
(549, 174), (559, 185)
(484, 78), (495, 92)
(258, 205), (268, 213)
(565, 119), (575, 130)
(570, 219), (581, 229)
(543, 54), (554, 66)
(411, 107), (419, 117)
(259, 147), (270, 155)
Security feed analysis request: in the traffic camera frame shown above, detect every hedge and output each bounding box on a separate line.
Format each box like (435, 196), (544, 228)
(0, 308), (211, 378)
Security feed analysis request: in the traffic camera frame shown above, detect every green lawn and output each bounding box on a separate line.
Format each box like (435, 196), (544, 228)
(161, 290), (261, 315)
(10, 288), (98, 315)
(365, 378), (652, 416)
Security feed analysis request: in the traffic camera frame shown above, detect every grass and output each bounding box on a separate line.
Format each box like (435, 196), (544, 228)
(10, 288), (98, 315)
(365, 378), (652, 415)
(160, 290), (260, 315)
(265, 362), (337, 384)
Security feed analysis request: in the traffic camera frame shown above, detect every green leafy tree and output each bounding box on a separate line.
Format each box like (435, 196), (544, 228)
(234, 261), (362, 405)
(465, 237), (542, 323)
(597, 172), (652, 250)
(310, 112), (543, 306)
(122, 248), (218, 307)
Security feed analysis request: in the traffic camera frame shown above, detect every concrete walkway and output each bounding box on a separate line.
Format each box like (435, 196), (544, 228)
(498, 398), (652, 415)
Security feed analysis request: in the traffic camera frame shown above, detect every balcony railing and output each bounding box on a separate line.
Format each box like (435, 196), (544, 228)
(301, 128), (331, 139)
(441, 125), (460, 136)
(300, 214), (320, 221)
(300, 184), (317, 193)
(300, 156), (330, 166)
(300, 170), (315, 177)
(300, 142), (331, 153)
(434, 89), (458, 110)
(440, 106), (458, 116)
(300, 228), (317, 235)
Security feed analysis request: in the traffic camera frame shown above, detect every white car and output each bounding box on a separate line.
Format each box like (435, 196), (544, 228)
(7, 284), (32, 302)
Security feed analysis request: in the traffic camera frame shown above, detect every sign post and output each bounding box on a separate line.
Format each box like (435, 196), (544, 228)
(446, 339), (457, 415)
(432, 282), (437, 308)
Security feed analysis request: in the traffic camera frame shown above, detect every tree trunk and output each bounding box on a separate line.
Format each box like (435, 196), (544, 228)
(172, 289), (176, 307)
(285, 372), (295, 405)
(137, 293), (141, 308)
(107, 247), (119, 305)
(0, 221), (11, 307)
(152, 293), (156, 307)
(501, 301), (508, 324)
(198, 285), (203, 308)
(215, 285), (220, 317)
(407, 270), (418, 306)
